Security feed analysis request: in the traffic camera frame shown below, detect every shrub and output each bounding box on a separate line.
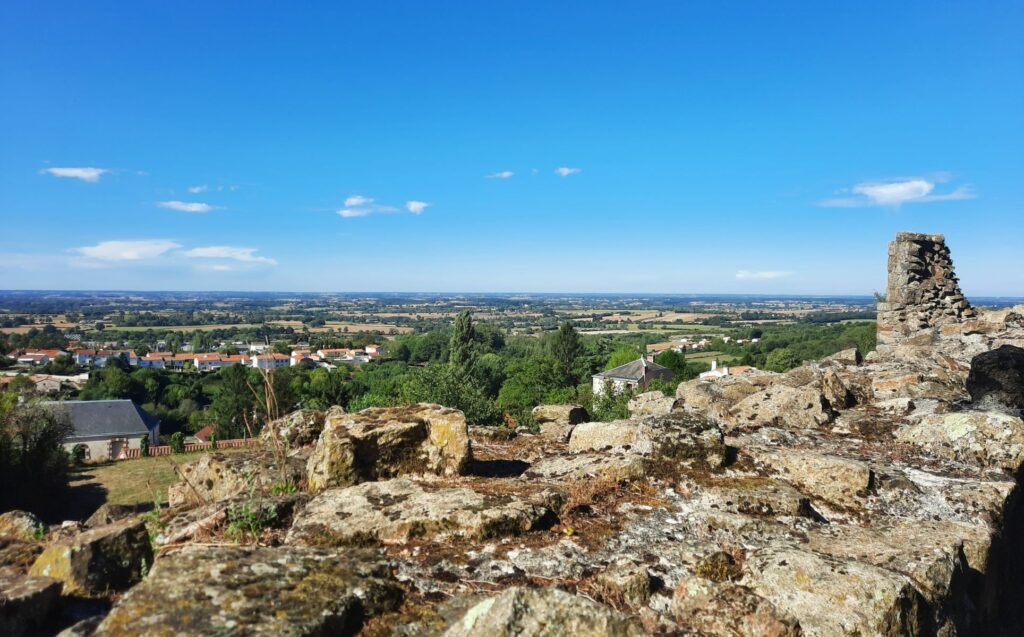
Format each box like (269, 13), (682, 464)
(169, 432), (185, 454)
(208, 432), (217, 449)
(139, 435), (150, 457)
(70, 443), (88, 466)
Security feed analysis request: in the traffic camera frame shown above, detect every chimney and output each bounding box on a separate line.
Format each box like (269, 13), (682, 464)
(711, 360), (717, 371)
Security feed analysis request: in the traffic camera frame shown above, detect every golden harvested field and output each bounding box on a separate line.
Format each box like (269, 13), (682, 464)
(0, 321), (76, 334)
(310, 322), (413, 334)
(114, 323), (253, 332)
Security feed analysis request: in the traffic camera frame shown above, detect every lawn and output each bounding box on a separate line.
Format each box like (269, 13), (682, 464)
(64, 448), (250, 519)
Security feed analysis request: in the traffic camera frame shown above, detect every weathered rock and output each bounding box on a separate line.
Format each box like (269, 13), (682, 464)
(750, 448), (873, 508)
(967, 345), (1024, 412)
(730, 385), (834, 431)
(672, 580), (802, 637)
(168, 449), (306, 507)
(28, 519), (152, 596)
(676, 375), (766, 421)
(442, 586), (644, 637)
(305, 419), (359, 492)
(531, 404), (589, 426)
(306, 403), (472, 491)
(628, 391), (676, 417)
(0, 573), (61, 637)
(896, 411), (1024, 471)
(568, 413), (726, 468)
(260, 407), (329, 448)
(93, 545), (403, 636)
(0, 537), (42, 574)
(85, 503), (147, 528)
(288, 478), (552, 545)
(699, 478), (815, 518)
(593, 562), (654, 610)
(56, 615), (104, 637)
(823, 347), (863, 366)
(741, 547), (926, 636)
(523, 452), (648, 482)
(0, 511), (43, 542)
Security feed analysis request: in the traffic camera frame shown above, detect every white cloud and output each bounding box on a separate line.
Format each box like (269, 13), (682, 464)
(736, 270), (792, 280)
(555, 167), (581, 177)
(818, 177), (976, 207)
(183, 246), (277, 266)
(344, 195), (374, 207)
(406, 201), (430, 214)
(158, 200), (221, 213)
(188, 185), (209, 194)
(74, 240), (181, 261)
(486, 171), (514, 179)
(41, 167), (109, 183)
(338, 208), (372, 218)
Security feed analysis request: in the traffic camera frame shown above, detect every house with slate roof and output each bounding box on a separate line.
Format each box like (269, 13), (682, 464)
(45, 399), (161, 462)
(592, 357), (674, 396)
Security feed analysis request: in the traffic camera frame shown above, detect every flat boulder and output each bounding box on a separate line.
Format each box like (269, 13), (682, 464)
(28, 518), (152, 597)
(568, 413), (726, 468)
(0, 573), (61, 637)
(260, 407), (329, 448)
(675, 375), (766, 421)
(306, 403), (471, 492)
(531, 404), (589, 426)
(442, 586), (644, 637)
(168, 449), (306, 507)
(730, 385), (834, 431)
(672, 580), (802, 637)
(741, 547), (925, 636)
(967, 345), (1024, 412)
(896, 411), (1024, 471)
(288, 478), (551, 545)
(628, 391), (676, 417)
(92, 545), (403, 636)
(750, 448), (873, 508)
(522, 452), (647, 482)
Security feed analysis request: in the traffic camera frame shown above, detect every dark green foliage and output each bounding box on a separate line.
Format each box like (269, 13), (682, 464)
(139, 434), (150, 457)
(70, 443), (88, 465)
(170, 432), (185, 454)
(550, 321), (582, 384)
(0, 402), (75, 519)
(449, 310), (476, 369)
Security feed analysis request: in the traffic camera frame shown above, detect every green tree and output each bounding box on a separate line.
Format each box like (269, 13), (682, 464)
(655, 349), (688, 377)
(449, 311), (477, 369)
(604, 346), (642, 371)
(765, 347), (801, 372)
(550, 322), (582, 385)
(0, 402), (75, 518)
(401, 363), (497, 425)
(496, 355), (563, 418)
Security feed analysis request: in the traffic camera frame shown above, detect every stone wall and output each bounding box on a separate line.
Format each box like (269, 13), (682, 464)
(876, 232), (976, 352)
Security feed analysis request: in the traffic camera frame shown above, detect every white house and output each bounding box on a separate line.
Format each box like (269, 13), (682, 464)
(47, 399), (160, 462)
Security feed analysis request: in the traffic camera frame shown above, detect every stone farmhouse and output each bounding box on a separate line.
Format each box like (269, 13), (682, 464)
(45, 399), (161, 462)
(592, 357), (674, 396)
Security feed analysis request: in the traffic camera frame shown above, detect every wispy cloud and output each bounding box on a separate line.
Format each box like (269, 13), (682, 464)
(337, 194), (426, 219)
(406, 201), (430, 215)
(736, 270), (792, 280)
(818, 177), (976, 208)
(486, 171), (514, 179)
(344, 195), (374, 207)
(74, 240), (181, 261)
(41, 167), (109, 183)
(188, 185), (208, 194)
(158, 201), (221, 213)
(183, 246), (277, 266)
(555, 167), (581, 177)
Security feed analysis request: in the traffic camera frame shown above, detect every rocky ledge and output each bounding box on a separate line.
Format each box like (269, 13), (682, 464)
(4, 232), (1024, 636)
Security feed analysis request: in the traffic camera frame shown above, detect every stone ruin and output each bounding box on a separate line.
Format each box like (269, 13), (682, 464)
(877, 232), (977, 352)
(3, 231), (1024, 637)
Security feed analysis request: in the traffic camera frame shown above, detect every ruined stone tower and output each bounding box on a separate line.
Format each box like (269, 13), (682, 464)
(876, 232), (976, 351)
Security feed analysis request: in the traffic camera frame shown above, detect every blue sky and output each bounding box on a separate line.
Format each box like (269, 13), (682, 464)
(1, 2), (1021, 294)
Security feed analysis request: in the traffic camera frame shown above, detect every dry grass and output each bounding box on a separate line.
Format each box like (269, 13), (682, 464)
(71, 448), (250, 507)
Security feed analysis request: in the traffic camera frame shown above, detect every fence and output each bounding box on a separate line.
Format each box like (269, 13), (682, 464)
(119, 437), (259, 460)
